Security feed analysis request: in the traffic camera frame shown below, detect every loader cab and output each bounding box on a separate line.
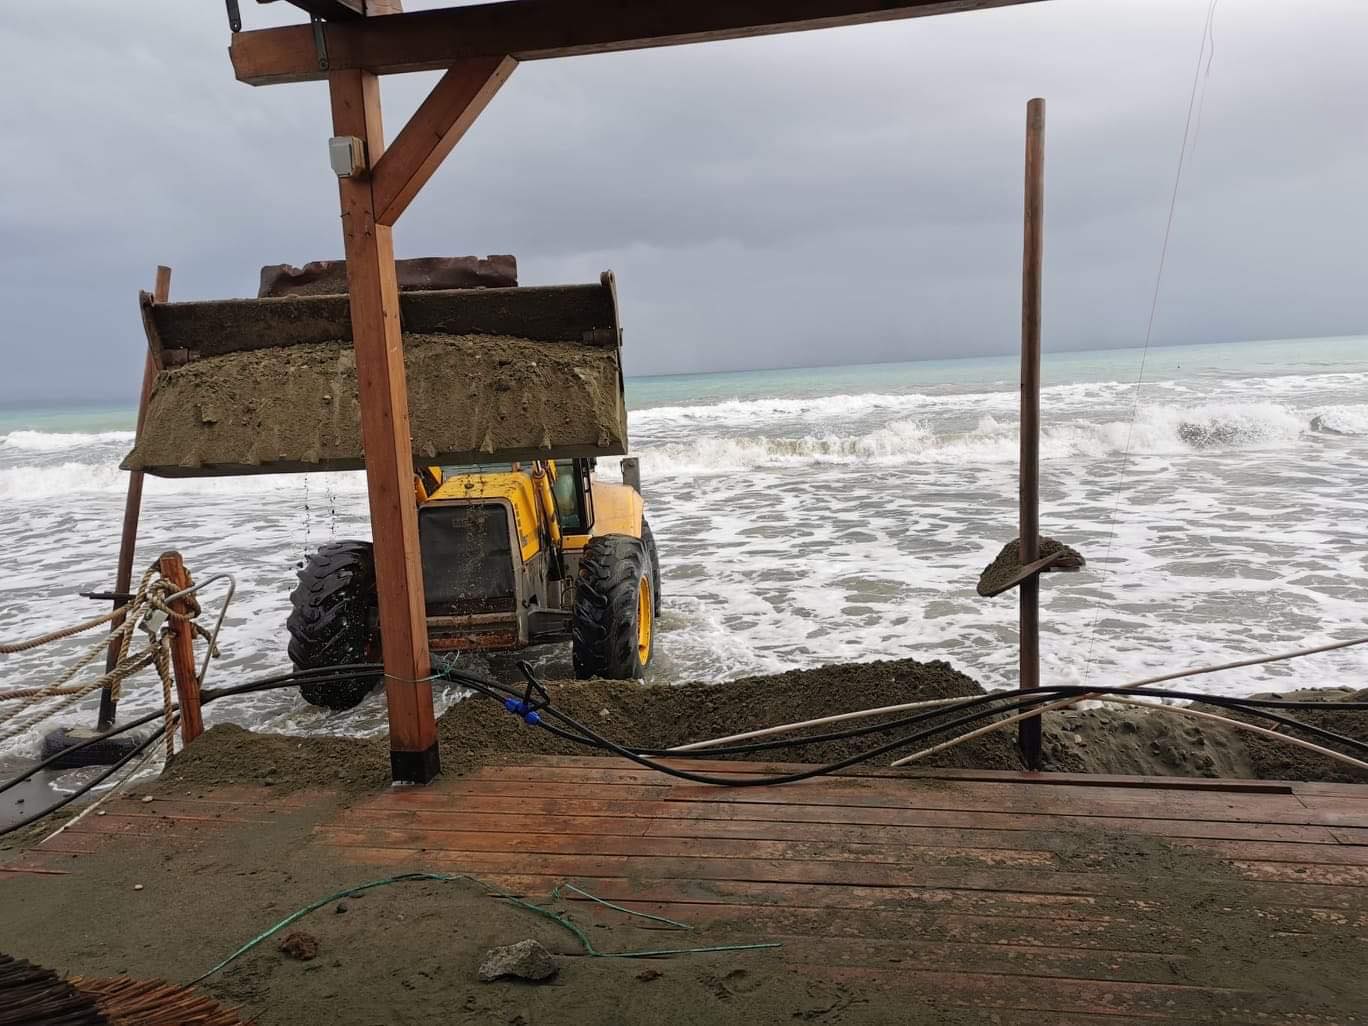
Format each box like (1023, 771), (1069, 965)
(550, 459), (594, 535)
(428, 458), (595, 536)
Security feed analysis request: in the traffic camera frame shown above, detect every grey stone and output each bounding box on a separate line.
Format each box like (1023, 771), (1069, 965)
(478, 940), (558, 983)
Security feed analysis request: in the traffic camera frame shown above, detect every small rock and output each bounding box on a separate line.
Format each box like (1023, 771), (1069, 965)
(141, 795), (155, 804)
(133, 884), (144, 891)
(478, 939), (558, 983)
(335, 901), (349, 914)
(96, 811), (107, 817)
(636, 968), (662, 983)
(278, 930), (320, 962)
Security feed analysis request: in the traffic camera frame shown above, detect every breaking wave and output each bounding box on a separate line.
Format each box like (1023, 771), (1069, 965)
(635, 403), (1327, 475)
(0, 429), (135, 452)
(0, 400), (1355, 493)
(629, 380), (1166, 431)
(1309, 404), (1368, 436)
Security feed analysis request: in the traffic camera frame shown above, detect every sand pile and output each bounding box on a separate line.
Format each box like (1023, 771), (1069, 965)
(160, 658), (1021, 795)
(156, 658), (1366, 797)
(977, 536), (1085, 597)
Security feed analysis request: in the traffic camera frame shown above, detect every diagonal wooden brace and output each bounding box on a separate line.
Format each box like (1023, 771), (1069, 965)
(371, 56), (517, 227)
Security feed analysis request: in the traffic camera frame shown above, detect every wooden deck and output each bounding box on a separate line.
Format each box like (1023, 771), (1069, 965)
(6, 757), (1367, 1022)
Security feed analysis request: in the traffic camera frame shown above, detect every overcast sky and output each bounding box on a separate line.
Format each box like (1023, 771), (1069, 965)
(1, 0), (1364, 402)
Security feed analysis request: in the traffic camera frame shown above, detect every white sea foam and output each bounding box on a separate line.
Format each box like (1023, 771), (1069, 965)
(1310, 404), (1368, 436)
(0, 462), (369, 498)
(0, 429), (135, 452)
(634, 402), (1315, 475)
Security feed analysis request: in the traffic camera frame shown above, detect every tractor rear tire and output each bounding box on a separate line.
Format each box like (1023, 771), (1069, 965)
(572, 535), (654, 680)
(642, 519), (662, 611)
(287, 540), (382, 710)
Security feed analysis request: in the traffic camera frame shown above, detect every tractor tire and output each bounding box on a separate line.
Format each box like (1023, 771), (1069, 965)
(40, 725), (152, 770)
(642, 519), (662, 611)
(287, 540), (382, 710)
(572, 535), (654, 680)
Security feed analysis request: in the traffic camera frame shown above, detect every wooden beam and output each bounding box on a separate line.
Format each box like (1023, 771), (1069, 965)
(329, 67), (440, 783)
(371, 56), (516, 226)
(98, 266), (171, 729)
(231, 0), (1048, 85)
(261, 0), (402, 20)
(1018, 97), (1045, 770)
(158, 551), (205, 746)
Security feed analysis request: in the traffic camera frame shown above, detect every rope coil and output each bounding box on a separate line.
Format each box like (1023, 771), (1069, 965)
(0, 561), (228, 757)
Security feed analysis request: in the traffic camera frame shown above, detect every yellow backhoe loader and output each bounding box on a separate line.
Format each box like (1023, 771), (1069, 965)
(123, 256), (659, 709)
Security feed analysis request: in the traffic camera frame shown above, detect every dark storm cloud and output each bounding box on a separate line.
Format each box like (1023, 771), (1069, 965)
(1, 0), (1364, 398)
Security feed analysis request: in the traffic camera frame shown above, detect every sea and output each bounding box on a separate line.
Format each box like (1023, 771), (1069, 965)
(2, 334), (1367, 778)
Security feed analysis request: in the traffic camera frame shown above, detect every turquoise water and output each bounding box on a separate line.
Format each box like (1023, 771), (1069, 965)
(626, 335), (1368, 409)
(1, 333), (1366, 766)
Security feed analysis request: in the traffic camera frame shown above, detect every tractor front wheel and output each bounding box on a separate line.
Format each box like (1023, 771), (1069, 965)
(571, 535), (654, 680)
(287, 540), (383, 710)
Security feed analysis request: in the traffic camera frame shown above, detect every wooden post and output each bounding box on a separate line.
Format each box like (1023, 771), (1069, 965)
(157, 551), (204, 745)
(98, 265), (171, 730)
(1018, 98), (1045, 770)
(329, 68), (440, 783)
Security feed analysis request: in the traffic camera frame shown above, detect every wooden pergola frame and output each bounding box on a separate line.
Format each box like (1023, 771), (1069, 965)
(231, 0), (1047, 782)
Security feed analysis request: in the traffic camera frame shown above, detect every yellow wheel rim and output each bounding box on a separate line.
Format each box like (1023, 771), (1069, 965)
(636, 575), (653, 666)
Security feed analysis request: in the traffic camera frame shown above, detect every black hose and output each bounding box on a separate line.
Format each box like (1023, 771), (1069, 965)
(438, 666), (1368, 785)
(0, 725), (167, 838)
(440, 664), (1368, 760)
(0, 664), (386, 798)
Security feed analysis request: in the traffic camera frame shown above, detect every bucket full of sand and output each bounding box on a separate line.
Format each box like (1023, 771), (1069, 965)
(122, 261), (629, 477)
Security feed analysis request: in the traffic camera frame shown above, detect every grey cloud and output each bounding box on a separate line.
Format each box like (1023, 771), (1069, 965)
(0, 0), (1364, 395)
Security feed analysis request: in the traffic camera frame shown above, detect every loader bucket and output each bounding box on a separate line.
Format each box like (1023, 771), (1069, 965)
(121, 264), (628, 477)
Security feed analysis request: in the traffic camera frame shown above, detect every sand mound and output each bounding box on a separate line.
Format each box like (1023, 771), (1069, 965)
(157, 665), (1365, 797)
(977, 536), (1085, 596)
(1218, 687), (1368, 784)
(160, 659), (1020, 795)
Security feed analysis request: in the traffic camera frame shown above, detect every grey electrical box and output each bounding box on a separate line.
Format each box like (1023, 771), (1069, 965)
(328, 135), (366, 178)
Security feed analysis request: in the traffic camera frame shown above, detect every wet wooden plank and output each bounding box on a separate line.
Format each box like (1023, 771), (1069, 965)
(491, 872), (1368, 931)
(497, 758), (1301, 795)
(1295, 795), (1368, 827)
(347, 794), (1343, 842)
(1224, 860), (1368, 887)
(381, 780), (673, 803)
(314, 825), (1056, 867)
(421, 775), (1322, 825)
(324, 844), (1368, 910)
(511, 755), (1321, 795)
(339, 806), (1359, 857)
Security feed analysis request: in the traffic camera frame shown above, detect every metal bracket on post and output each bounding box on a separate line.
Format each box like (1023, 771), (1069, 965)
(225, 0), (242, 33)
(311, 15), (330, 71)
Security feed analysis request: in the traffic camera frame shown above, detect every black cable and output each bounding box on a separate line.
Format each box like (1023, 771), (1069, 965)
(1, 725), (167, 838)
(439, 666), (1368, 785)
(0, 664), (385, 797)
(8, 659), (1364, 832)
(442, 665), (1368, 762)
(675, 686), (1368, 760)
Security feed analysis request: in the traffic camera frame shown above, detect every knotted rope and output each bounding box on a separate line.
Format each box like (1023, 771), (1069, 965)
(0, 562), (219, 757)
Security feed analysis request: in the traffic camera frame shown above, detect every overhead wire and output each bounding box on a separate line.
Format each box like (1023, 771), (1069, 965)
(1080, 0), (1223, 683)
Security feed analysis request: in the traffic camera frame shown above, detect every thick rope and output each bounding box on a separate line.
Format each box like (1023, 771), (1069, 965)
(0, 605), (128, 654)
(0, 563), (205, 752)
